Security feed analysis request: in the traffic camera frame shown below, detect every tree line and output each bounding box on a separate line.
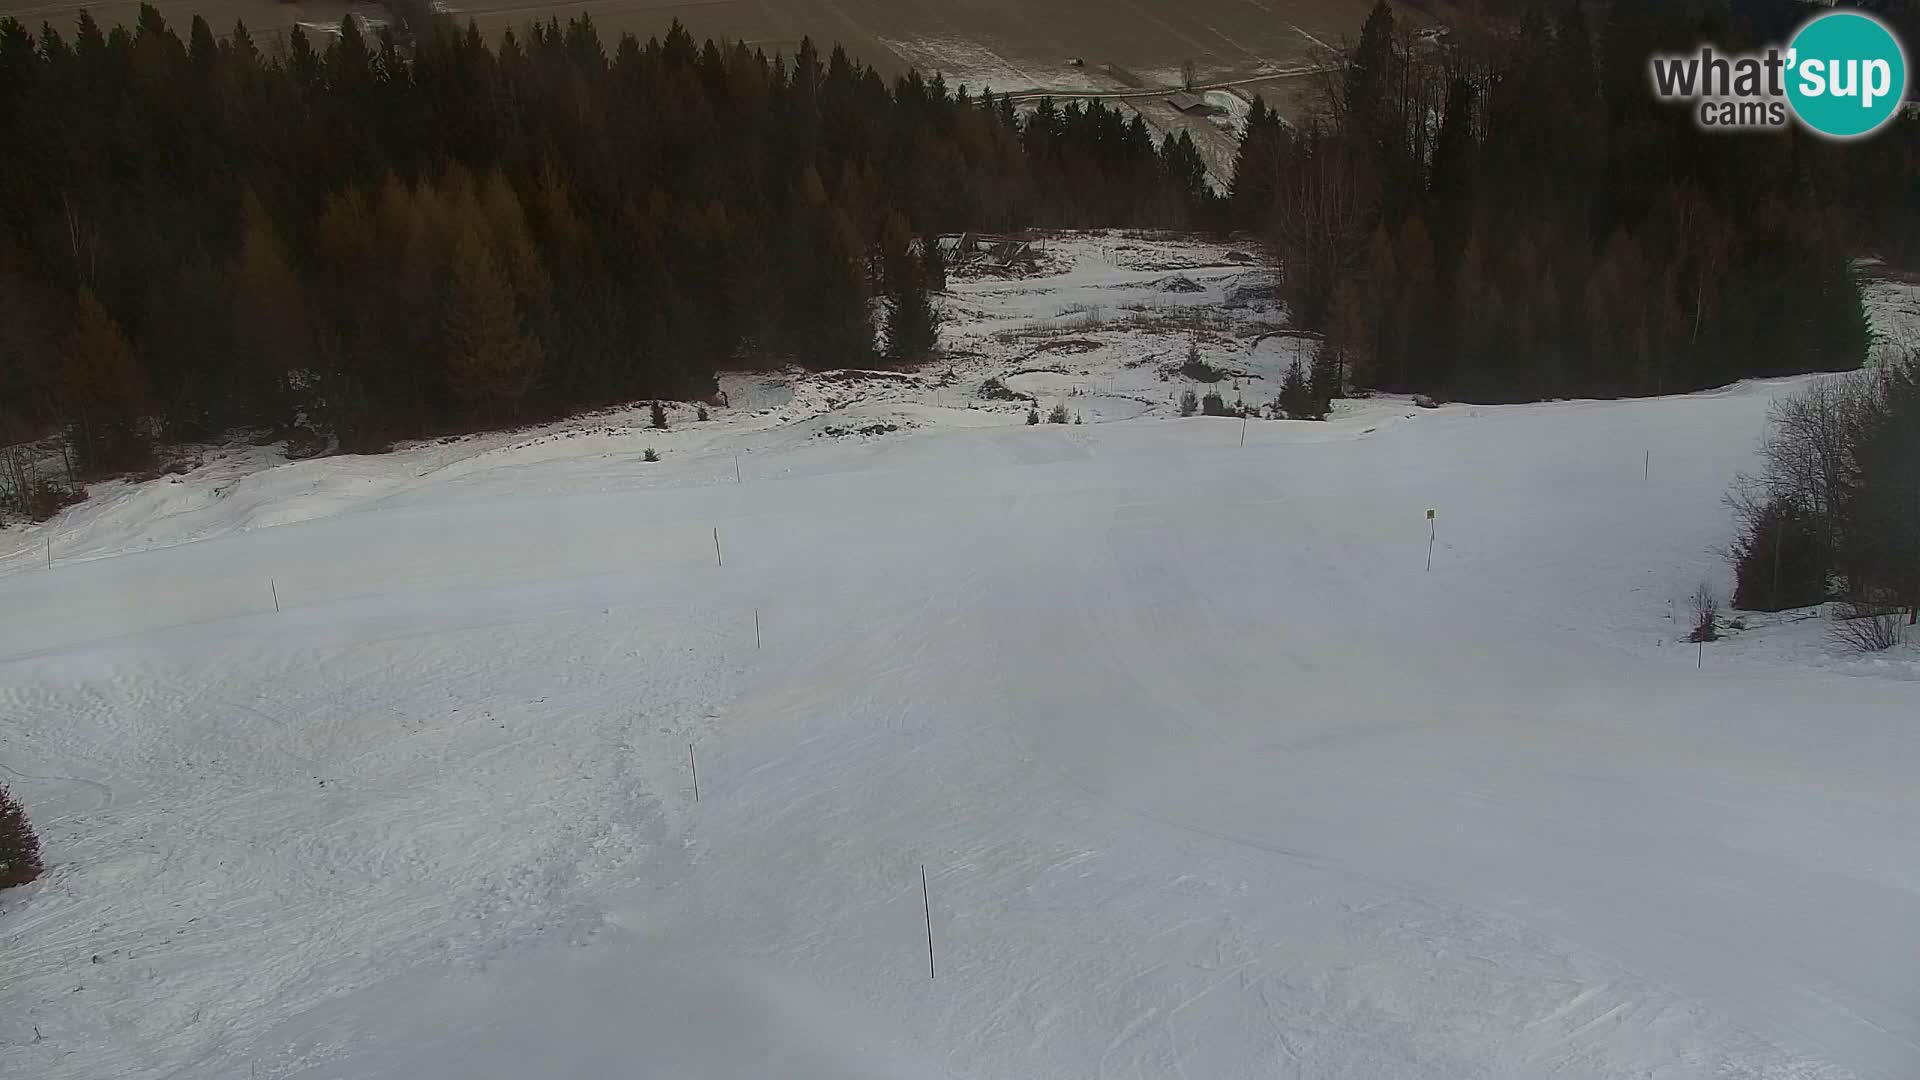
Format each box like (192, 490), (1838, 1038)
(4, 0), (1917, 515)
(1729, 347), (1918, 632)
(0, 6), (1218, 492)
(1229, 0), (1918, 404)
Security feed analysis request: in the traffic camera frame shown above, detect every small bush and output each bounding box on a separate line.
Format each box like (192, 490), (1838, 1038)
(1048, 403), (1070, 424)
(1731, 497), (1826, 612)
(26, 479), (83, 522)
(1074, 412), (1083, 424)
(1687, 581), (1720, 643)
(1026, 405), (1040, 425)
(696, 405), (710, 422)
(650, 401), (668, 429)
(979, 377), (1030, 402)
(1179, 337), (1223, 383)
(1201, 390), (1230, 416)
(1178, 389), (1199, 417)
(1829, 601), (1904, 653)
(642, 447), (659, 462)
(0, 783), (43, 890)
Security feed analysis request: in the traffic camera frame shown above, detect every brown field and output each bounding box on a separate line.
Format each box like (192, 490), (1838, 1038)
(2, 0), (1374, 92)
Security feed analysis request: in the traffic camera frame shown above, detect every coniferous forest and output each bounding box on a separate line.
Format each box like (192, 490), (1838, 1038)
(0, 0), (1916, 495)
(1231, 0), (1918, 403)
(0, 7), (1214, 470)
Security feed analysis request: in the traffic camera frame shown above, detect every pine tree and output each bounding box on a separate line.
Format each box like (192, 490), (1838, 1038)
(61, 288), (149, 474)
(885, 251), (940, 364)
(1228, 97), (1285, 232)
(1344, 1), (1396, 145)
(920, 234), (947, 293)
(0, 782), (42, 889)
(444, 225), (543, 416)
(1307, 343), (1340, 418)
(651, 400), (667, 429)
(1277, 358), (1319, 420)
(230, 188), (309, 427)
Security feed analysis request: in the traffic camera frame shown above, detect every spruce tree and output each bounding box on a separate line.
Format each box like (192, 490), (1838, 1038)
(885, 253), (940, 364)
(61, 288), (150, 474)
(0, 782), (42, 889)
(1277, 358), (1318, 420)
(1307, 344), (1339, 419)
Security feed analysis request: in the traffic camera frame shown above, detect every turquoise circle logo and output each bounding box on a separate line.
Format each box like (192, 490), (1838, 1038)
(1786, 11), (1908, 139)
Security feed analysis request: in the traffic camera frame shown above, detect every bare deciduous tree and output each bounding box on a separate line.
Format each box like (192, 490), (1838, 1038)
(1688, 581), (1720, 643)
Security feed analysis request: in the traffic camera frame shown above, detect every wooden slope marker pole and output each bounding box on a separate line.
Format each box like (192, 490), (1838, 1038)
(922, 864), (935, 979)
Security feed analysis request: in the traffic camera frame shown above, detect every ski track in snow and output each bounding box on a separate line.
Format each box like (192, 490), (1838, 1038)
(2, 234), (1918, 1080)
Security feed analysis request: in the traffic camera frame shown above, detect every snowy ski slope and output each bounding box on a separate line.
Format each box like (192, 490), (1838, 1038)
(2, 236), (1918, 1080)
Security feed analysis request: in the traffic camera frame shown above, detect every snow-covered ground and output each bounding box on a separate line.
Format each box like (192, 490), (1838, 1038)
(2, 235), (1918, 1080)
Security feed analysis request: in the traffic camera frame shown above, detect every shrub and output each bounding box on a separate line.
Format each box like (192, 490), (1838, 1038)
(1026, 405), (1040, 425)
(979, 377), (1029, 402)
(696, 405), (710, 422)
(1687, 581), (1720, 643)
(0, 784), (42, 890)
(1178, 389), (1199, 417)
(650, 400), (668, 429)
(1179, 337), (1223, 382)
(642, 447), (659, 462)
(1048, 403), (1070, 424)
(26, 479), (83, 522)
(1201, 390), (1230, 416)
(1829, 601), (1905, 653)
(1731, 497), (1827, 611)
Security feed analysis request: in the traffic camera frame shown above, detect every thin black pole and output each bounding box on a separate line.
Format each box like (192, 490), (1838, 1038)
(713, 528), (723, 567)
(690, 743), (699, 802)
(1427, 521), (1436, 572)
(271, 579), (280, 613)
(754, 608), (761, 650)
(922, 864), (934, 979)
(735, 453), (742, 483)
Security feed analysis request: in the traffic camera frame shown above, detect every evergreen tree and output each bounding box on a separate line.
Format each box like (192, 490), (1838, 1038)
(61, 287), (149, 474)
(1307, 342), (1340, 416)
(0, 782), (41, 889)
(885, 258), (940, 364)
(444, 225), (543, 417)
(229, 189), (309, 427)
(1277, 358), (1318, 420)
